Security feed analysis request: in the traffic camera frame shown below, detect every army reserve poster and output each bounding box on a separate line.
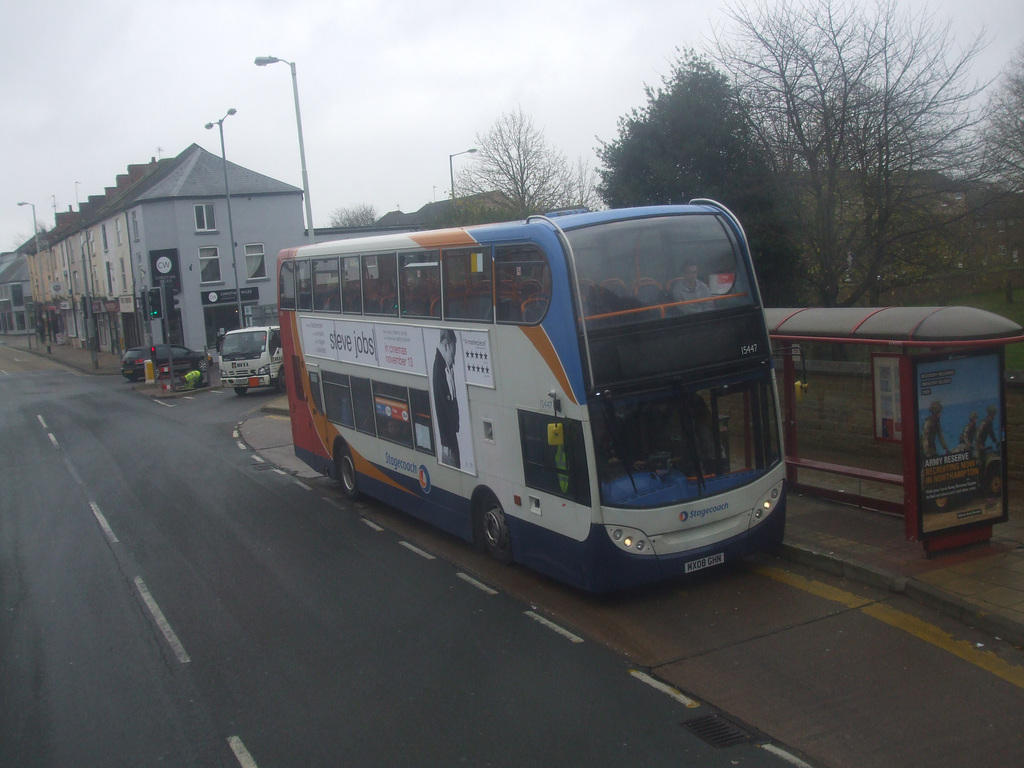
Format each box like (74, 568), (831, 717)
(914, 350), (1007, 537)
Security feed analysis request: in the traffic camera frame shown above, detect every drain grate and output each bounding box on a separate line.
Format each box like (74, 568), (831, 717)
(682, 713), (755, 748)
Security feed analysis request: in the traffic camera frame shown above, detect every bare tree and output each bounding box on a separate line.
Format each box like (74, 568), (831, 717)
(713, 0), (986, 306)
(458, 108), (597, 218)
(984, 44), (1024, 193)
(328, 203), (378, 228)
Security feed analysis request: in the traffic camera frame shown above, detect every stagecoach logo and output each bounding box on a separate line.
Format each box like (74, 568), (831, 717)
(679, 502), (729, 522)
(418, 466), (431, 494)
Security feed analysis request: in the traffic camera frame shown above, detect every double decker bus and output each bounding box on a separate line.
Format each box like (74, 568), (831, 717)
(278, 202), (785, 592)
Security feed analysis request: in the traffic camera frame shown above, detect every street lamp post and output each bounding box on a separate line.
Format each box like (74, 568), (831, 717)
(255, 55), (315, 244)
(205, 109), (246, 330)
(17, 201), (41, 350)
(449, 148), (477, 211)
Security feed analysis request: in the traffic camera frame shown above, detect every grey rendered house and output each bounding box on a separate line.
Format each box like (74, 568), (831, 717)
(126, 143), (304, 352)
(0, 252), (31, 336)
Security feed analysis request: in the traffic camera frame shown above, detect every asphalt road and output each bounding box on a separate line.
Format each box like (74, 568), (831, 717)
(4, 346), (1024, 768)
(0, 350), (803, 767)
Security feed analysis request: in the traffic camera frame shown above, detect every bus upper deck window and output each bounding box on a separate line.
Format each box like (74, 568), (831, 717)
(443, 247), (493, 322)
(400, 251), (440, 319)
(495, 244), (550, 324)
(312, 257), (341, 312)
(364, 253), (398, 316)
(341, 256), (361, 314)
(279, 260), (296, 310)
(296, 259), (312, 310)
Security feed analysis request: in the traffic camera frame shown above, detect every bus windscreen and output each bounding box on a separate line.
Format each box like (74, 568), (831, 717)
(566, 214), (754, 330)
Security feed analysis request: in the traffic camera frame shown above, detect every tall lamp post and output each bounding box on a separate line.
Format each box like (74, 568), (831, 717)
(17, 201), (41, 349)
(254, 55), (315, 244)
(205, 109), (245, 330)
(449, 148), (477, 211)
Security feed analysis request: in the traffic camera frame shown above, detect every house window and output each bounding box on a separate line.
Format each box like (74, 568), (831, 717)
(115, 218), (122, 246)
(199, 246), (222, 283)
(101, 224), (109, 252)
(195, 204), (216, 232)
(245, 243), (267, 279)
(132, 211), (139, 241)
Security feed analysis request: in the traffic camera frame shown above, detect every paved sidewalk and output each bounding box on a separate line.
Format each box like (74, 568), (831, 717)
(9, 330), (1024, 646)
(1, 332), (123, 375)
(0, 333), (219, 394)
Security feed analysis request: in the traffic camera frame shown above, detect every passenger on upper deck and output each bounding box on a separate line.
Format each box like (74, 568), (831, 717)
(670, 261), (711, 311)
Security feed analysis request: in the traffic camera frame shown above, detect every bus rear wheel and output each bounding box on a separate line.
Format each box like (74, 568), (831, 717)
(336, 443), (360, 501)
(476, 495), (512, 564)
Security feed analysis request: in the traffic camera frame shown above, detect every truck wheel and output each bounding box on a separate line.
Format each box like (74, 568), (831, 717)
(276, 372), (286, 393)
(234, 387), (248, 396)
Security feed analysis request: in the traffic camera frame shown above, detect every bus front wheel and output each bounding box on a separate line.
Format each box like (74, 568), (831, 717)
(336, 443), (360, 501)
(476, 495), (512, 564)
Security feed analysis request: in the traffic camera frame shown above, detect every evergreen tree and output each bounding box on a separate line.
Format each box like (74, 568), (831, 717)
(597, 50), (801, 304)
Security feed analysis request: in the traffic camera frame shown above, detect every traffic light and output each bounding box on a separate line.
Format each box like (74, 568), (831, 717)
(148, 288), (162, 319)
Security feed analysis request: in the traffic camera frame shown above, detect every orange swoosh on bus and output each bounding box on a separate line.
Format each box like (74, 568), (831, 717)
(410, 229), (478, 248)
(351, 446), (417, 496)
(519, 325), (579, 405)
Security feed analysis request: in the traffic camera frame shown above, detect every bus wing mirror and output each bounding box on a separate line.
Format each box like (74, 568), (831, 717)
(547, 423), (564, 446)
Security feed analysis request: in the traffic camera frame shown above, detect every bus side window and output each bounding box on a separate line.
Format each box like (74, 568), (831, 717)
(496, 244), (550, 324)
(308, 370), (323, 413)
(364, 253), (398, 316)
(372, 381), (413, 448)
(296, 260), (312, 310)
(290, 356), (305, 401)
(517, 410), (590, 505)
(409, 388), (434, 454)
(350, 376), (376, 436)
(322, 371), (354, 428)
(342, 255), (362, 314)
(279, 260), (296, 310)
(399, 251), (439, 319)
(312, 257), (341, 312)
(443, 247), (493, 322)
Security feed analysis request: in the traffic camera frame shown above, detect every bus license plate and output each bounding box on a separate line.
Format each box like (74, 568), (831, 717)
(685, 552), (724, 573)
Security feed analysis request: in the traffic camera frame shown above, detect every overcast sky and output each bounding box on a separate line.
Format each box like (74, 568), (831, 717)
(2, 0), (1021, 252)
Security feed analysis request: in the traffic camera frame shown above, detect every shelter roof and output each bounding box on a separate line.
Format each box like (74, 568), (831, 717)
(765, 306), (1024, 346)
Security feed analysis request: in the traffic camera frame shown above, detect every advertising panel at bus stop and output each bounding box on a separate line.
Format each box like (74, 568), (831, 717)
(914, 349), (1008, 538)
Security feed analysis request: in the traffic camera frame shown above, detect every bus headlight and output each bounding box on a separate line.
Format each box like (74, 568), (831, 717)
(606, 525), (655, 556)
(750, 480), (784, 526)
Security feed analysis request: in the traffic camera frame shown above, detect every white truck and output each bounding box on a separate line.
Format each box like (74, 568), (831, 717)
(219, 326), (285, 395)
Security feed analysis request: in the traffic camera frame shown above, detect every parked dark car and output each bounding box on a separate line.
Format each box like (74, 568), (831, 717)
(120, 347), (149, 381)
(120, 344), (210, 381)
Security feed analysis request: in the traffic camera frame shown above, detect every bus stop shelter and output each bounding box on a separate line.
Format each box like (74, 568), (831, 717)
(766, 306), (1024, 555)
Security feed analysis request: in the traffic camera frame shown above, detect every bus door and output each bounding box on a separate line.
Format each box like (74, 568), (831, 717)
(518, 411), (592, 535)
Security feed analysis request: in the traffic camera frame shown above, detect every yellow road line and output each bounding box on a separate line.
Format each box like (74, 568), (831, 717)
(750, 564), (873, 609)
(755, 565), (1024, 691)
